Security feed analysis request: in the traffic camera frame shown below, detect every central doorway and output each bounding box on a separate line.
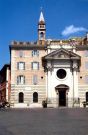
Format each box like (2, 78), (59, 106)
(55, 84), (69, 107)
(59, 90), (66, 106)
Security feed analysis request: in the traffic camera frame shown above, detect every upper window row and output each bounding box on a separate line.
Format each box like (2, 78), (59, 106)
(17, 62), (39, 70)
(17, 75), (39, 85)
(16, 50), (39, 57)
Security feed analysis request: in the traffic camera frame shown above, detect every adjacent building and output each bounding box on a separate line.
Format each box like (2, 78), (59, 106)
(0, 64), (10, 103)
(9, 12), (47, 108)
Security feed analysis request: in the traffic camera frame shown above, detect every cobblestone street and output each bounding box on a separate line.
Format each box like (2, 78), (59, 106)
(0, 108), (88, 135)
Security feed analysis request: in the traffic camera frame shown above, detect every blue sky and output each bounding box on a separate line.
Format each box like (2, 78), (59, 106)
(0, 0), (88, 69)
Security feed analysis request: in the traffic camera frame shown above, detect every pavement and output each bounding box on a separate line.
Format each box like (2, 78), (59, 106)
(0, 108), (88, 135)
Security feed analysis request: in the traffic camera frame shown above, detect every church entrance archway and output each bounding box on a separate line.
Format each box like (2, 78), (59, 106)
(55, 84), (69, 107)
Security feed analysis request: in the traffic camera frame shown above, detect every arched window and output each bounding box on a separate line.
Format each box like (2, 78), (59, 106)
(86, 92), (88, 102)
(40, 32), (44, 39)
(33, 92), (38, 103)
(19, 92), (24, 103)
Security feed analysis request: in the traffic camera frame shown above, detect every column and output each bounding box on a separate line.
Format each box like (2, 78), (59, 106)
(73, 60), (79, 107)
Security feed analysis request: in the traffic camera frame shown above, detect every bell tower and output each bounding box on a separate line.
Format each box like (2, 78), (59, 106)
(38, 11), (46, 45)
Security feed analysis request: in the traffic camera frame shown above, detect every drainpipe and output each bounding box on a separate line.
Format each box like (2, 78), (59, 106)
(6, 67), (9, 102)
(73, 68), (74, 107)
(46, 69), (48, 102)
(72, 60), (75, 108)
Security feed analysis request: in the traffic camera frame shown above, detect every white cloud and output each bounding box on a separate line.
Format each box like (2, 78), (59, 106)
(61, 25), (87, 36)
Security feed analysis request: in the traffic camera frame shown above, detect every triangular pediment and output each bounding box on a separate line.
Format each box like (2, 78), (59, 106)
(43, 48), (80, 60)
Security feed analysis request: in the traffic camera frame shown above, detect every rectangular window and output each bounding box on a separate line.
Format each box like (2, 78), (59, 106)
(32, 62), (39, 70)
(33, 75), (38, 85)
(15, 51), (19, 56)
(32, 50), (39, 57)
(17, 75), (25, 85)
(85, 62), (88, 69)
(19, 51), (24, 57)
(17, 62), (25, 70)
(85, 75), (88, 83)
(85, 51), (88, 57)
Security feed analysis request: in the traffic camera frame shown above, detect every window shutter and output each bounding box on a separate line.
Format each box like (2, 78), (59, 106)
(37, 50), (39, 56)
(23, 62), (25, 70)
(17, 62), (19, 70)
(24, 76), (25, 84)
(17, 76), (19, 84)
(31, 62), (33, 69)
(38, 62), (39, 70)
(32, 50), (34, 57)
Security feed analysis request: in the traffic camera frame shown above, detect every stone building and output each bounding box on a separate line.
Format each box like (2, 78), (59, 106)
(9, 11), (88, 108)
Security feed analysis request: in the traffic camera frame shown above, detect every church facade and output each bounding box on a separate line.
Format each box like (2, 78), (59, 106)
(9, 12), (88, 108)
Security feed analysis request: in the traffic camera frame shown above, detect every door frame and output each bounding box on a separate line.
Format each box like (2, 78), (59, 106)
(55, 84), (69, 107)
(59, 90), (66, 107)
